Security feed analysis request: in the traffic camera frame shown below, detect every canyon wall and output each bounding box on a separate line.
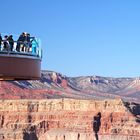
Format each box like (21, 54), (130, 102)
(0, 98), (139, 140)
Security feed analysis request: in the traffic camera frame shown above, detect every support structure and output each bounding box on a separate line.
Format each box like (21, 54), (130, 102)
(0, 52), (41, 80)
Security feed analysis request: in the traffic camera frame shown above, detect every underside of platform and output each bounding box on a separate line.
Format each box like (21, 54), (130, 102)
(0, 54), (41, 80)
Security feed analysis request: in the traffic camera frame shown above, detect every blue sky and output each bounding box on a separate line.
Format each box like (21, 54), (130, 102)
(1, 0), (140, 77)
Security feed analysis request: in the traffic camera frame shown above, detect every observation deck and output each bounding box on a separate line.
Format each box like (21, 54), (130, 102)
(0, 33), (42, 80)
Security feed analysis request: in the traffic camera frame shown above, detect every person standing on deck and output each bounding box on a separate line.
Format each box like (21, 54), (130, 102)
(8, 35), (14, 51)
(0, 34), (2, 51)
(3, 35), (9, 51)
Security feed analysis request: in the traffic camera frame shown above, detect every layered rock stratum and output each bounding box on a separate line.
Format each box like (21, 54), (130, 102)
(0, 70), (140, 140)
(0, 99), (140, 140)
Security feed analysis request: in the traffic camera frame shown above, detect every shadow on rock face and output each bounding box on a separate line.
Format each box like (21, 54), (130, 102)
(93, 112), (101, 140)
(23, 128), (38, 140)
(123, 102), (140, 124)
(23, 120), (49, 140)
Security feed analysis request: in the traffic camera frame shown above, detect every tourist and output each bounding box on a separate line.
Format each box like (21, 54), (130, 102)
(0, 34), (2, 51)
(3, 35), (9, 51)
(8, 35), (14, 51)
(16, 32), (25, 52)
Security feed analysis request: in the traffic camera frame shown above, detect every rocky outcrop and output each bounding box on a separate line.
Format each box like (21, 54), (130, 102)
(0, 98), (139, 140)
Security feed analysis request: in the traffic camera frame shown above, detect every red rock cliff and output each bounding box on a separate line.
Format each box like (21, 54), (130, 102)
(0, 98), (139, 140)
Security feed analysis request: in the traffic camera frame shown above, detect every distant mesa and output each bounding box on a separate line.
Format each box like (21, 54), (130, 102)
(0, 32), (42, 80)
(0, 70), (139, 102)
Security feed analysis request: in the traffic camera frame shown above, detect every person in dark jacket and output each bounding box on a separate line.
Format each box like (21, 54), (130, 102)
(26, 33), (31, 52)
(3, 35), (9, 51)
(0, 34), (2, 51)
(8, 35), (14, 51)
(16, 32), (25, 52)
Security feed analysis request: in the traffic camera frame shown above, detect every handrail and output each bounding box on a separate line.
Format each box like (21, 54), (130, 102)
(0, 51), (39, 58)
